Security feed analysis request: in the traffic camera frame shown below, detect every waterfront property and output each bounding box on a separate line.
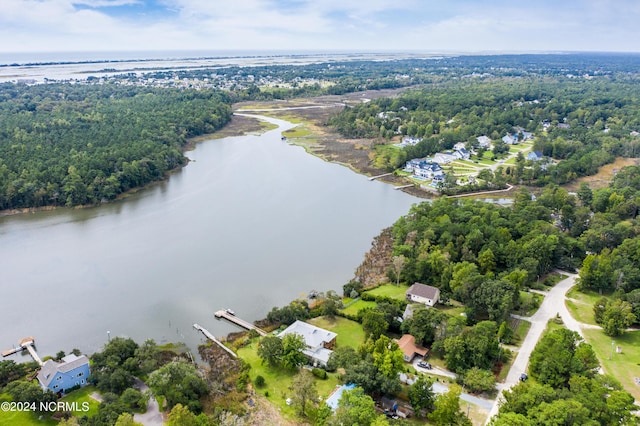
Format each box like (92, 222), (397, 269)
(37, 354), (90, 395)
(406, 283), (440, 307)
(278, 320), (337, 367)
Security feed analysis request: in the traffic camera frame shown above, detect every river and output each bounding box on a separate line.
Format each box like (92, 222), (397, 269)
(0, 115), (419, 359)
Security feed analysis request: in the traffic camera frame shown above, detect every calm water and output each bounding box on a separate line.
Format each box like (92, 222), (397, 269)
(0, 115), (418, 359)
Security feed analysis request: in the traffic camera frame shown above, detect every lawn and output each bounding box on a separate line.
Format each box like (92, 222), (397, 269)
(565, 287), (606, 326)
(62, 385), (100, 417)
(0, 393), (57, 426)
(237, 340), (340, 419)
(282, 126), (312, 138)
(364, 284), (410, 301)
(583, 329), (640, 400)
(339, 299), (376, 317)
(308, 316), (366, 350)
(512, 319), (532, 345)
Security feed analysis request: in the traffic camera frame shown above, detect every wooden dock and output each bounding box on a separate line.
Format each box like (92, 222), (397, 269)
(193, 324), (237, 358)
(214, 310), (267, 336)
(2, 336), (43, 365)
(368, 172), (393, 181)
(394, 184), (414, 190)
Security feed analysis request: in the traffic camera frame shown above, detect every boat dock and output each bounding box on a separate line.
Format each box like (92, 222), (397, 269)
(394, 184), (414, 190)
(368, 172), (393, 181)
(2, 336), (43, 366)
(192, 324), (237, 358)
(214, 310), (267, 336)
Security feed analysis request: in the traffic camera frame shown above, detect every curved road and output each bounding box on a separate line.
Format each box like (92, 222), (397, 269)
(486, 272), (581, 423)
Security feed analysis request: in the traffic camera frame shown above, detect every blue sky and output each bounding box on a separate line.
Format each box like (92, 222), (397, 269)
(2, 0), (640, 54)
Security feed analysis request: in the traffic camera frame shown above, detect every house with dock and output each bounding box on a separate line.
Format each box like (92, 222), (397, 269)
(37, 354), (90, 395)
(278, 320), (337, 367)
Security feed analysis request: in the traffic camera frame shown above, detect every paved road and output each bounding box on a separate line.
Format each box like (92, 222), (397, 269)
(133, 378), (164, 426)
(485, 272), (580, 423)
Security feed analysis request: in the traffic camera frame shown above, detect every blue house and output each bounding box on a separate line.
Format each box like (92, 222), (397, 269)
(37, 354), (90, 395)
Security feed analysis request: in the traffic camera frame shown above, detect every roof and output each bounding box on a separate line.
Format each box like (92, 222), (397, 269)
(396, 334), (428, 359)
(37, 354), (89, 387)
(406, 283), (440, 300)
(278, 320), (337, 348)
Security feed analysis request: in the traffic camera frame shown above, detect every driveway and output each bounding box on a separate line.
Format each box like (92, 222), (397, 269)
(133, 378), (164, 426)
(485, 272), (580, 423)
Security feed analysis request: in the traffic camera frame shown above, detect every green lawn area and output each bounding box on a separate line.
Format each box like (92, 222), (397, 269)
(565, 287), (606, 326)
(513, 319), (532, 345)
(583, 329), (640, 400)
(364, 284), (410, 301)
(339, 299), (377, 317)
(0, 394), (57, 426)
(62, 385), (100, 417)
(308, 316), (366, 350)
(237, 340), (340, 419)
(282, 126), (312, 138)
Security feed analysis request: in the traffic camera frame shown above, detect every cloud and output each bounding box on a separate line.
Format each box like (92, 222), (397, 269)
(0, 0), (638, 54)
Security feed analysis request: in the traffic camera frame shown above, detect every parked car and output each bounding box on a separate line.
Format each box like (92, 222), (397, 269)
(520, 373), (528, 382)
(417, 361), (432, 369)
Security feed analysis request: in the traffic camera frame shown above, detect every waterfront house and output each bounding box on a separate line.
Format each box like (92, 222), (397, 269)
(37, 354), (90, 395)
(278, 320), (337, 367)
(396, 334), (429, 362)
(404, 159), (443, 180)
(406, 283), (440, 307)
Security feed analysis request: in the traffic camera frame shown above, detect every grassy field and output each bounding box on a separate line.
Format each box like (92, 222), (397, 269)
(237, 340), (341, 420)
(61, 385), (100, 417)
(308, 316), (366, 349)
(565, 287), (604, 326)
(583, 329), (640, 400)
(364, 284), (410, 301)
(339, 299), (377, 317)
(0, 393), (57, 425)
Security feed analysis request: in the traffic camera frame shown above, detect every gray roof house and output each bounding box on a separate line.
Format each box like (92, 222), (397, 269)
(406, 283), (440, 307)
(527, 151), (544, 161)
(37, 354), (90, 395)
(278, 320), (337, 367)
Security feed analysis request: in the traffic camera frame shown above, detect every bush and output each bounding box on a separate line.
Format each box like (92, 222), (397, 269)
(311, 368), (327, 380)
(254, 375), (265, 388)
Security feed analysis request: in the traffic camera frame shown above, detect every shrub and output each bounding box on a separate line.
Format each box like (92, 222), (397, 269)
(254, 375), (265, 388)
(311, 368), (327, 380)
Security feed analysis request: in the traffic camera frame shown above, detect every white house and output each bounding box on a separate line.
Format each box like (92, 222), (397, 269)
(477, 135), (491, 148)
(433, 152), (456, 164)
(404, 159), (443, 180)
(406, 283), (440, 307)
(278, 320), (337, 367)
(502, 134), (518, 145)
(454, 148), (470, 160)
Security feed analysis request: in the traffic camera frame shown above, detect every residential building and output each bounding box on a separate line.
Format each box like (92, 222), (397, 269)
(527, 151), (544, 161)
(396, 334), (429, 362)
(406, 283), (440, 307)
(477, 135), (491, 148)
(404, 159), (443, 180)
(433, 152), (456, 164)
(278, 320), (337, 367)
(37, 354), (90, 395)
(454, 148), (470, 160)
(502, 134), (518, 145)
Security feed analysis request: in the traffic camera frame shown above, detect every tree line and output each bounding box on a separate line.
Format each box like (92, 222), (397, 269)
(0, 83), (232, 210)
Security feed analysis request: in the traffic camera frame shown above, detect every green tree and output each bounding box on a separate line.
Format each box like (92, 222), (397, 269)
(428, 384), (472, 426)
(529, 329), (598, 387)
(291, 370), (318, 417)
(463, 367), (496, 393)
(332, 387), (382, 426)
(594, 298), (636, 336)
(408, 375), (435, 416)
(281, 333), (307, 370)
(114, 413), (143, 426)
(257, 335), (283, 367)
(362, 310), (389, 340)
(147, 361), (208, 413)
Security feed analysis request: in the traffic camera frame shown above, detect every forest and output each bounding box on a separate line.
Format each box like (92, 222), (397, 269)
(0, 83), (232, 210)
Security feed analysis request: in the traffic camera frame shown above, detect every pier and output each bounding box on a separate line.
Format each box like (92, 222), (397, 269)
(394, 184), (414, 190)
(193, 324), (237, 358)
(368, 172), (393, 181)
(2, 336), (43, 366)
(214, 310), (267, 336)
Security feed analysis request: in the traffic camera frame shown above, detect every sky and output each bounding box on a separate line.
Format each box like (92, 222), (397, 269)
(2, 0), (640, 55)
